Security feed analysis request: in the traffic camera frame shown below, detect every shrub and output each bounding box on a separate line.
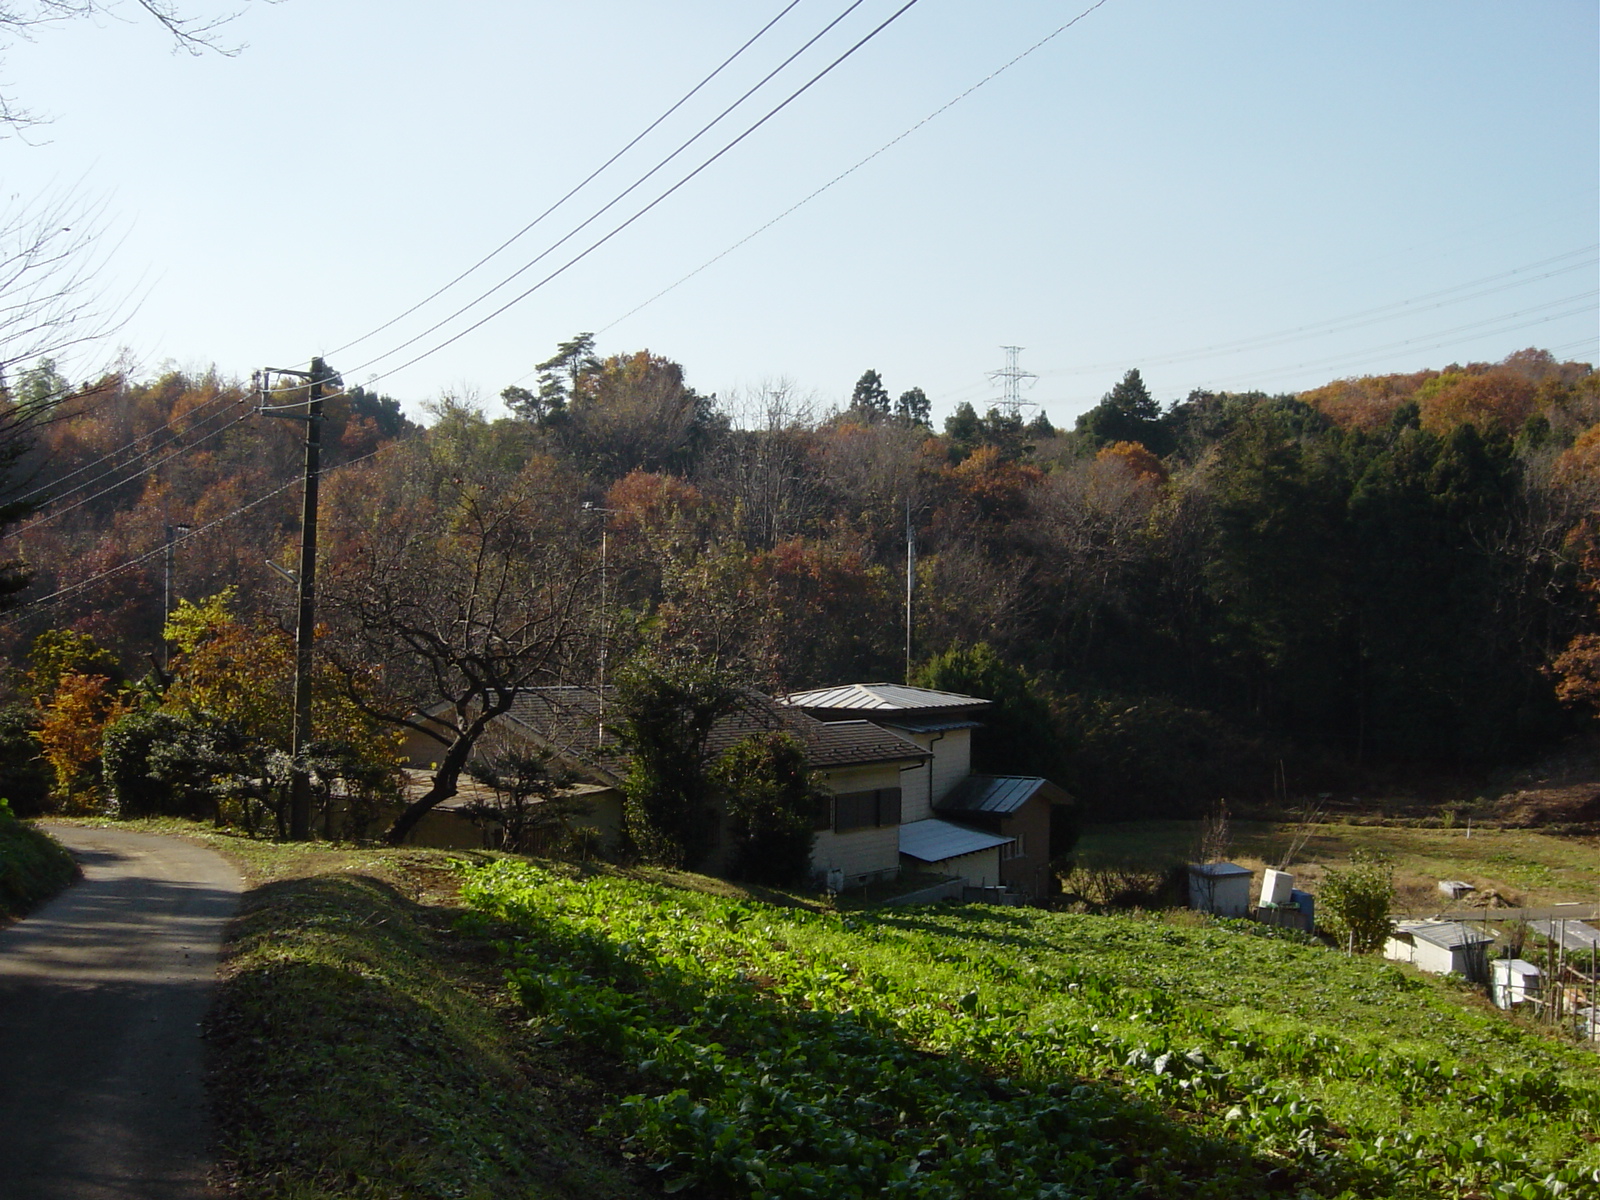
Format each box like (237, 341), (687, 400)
(1317, 851), (1395, 953)
(0, 704), (52, 816)
(712, 731), (818, 887)
(101, 708), (230, 819)
(0, 807), (77, 917)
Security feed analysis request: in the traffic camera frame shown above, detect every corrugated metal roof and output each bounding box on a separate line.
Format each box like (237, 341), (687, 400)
(1394, 920), (1496, 949)
(782, 683), (991, 713)
(938, 775), (1069, 815)
(899, 818), (1013, 863)
(1527, 919), (1600, 952)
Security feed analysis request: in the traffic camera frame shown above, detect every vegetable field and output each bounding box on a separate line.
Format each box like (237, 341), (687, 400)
(461, 861), (1600, 1200)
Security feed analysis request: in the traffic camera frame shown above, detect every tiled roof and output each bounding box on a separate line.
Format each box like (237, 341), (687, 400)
(899, 818), (1013, 863)
(1394, 920), (1496, 949)
(494, 687), (927, 779)
(938, 775), (1069, 816)
(806, 719), (929, 768)
(782, 683), (991, 714)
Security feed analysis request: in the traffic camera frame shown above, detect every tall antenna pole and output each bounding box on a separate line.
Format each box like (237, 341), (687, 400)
(260, 357), (330, 841)
(904, 491), (914, 683)
(986, 344), (1039, 420)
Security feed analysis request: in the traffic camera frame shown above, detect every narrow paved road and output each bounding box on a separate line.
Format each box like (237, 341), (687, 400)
(0, 825), (242, 1200)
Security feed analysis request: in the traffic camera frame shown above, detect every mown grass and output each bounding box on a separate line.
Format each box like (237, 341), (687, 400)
(463, 859), (1600, 1199)
(1076, 819), (1600, 908)
(0, 814), (77, 920)
(184, 831), (656, 1200)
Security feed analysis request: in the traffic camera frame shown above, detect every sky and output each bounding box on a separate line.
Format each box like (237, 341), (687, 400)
(3, 0), (1596, 427)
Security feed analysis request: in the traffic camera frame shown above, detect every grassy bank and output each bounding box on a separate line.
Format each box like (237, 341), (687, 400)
(188, 832), (654, 1200)
(0, 814), (77, 920)
(462, 858), (1600, 1199)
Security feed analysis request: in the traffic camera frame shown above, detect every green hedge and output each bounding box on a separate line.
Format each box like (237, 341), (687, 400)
(0, 806), (77, 918)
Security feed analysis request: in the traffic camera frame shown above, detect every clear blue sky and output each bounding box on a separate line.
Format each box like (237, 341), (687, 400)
(5, 0), (1596, 426)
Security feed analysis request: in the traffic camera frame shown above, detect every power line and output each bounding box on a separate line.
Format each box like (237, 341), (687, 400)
(0, 425), (407, 628)
(354, 0), (928, 390)
(591, 0), (1113, 341)
(2, 403), (258, 543)
(342, 0), (882, 382)
(1025, 247), (1599, 383)
(12, 384), (250, 511)
(921, 247), (1598, 406)
(323, 0), (807, 361)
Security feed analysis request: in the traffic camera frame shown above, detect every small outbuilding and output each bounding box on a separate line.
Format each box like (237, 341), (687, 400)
(1490, 959), (1541, 1009)
(1384, 920), (1495, 982)
(899, 817), (1013, 891)
(1187, 862), (1253, 918)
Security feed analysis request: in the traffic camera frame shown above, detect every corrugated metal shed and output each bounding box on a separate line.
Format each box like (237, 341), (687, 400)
(899, 818), (1013, 863)
(1394, 920), (1496, 950)
(1527, 919), (1600, 952)
(938, 775), (1070, 816)
(783, 683), (991, 713)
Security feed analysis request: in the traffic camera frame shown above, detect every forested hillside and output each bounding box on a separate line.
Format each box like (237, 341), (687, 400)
(3, 344), (1596, 821)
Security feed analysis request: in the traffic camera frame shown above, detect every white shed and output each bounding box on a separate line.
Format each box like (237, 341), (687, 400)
(1490, 959), (1541, 1009)
(1187, 862), (1253, 918)
(1384, 920), (1495, 982)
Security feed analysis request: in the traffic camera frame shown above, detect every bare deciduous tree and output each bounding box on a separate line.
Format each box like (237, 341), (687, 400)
(321, 455), (596, 845)
(1, 0), (251, 132)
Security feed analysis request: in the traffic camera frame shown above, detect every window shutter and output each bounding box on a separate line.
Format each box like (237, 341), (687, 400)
(813, 793), (833, 832)
(876, 787), (902, 826)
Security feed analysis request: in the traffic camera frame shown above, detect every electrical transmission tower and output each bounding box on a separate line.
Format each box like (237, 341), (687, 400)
(986, 345), (1039, 419)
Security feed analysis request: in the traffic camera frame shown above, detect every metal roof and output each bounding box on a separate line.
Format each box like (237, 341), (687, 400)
(782, 683), (992, 713)
(500, 687), (926, 780)
(938, 775), (1070, 816)
(1394, 920), (1496, 949)
(1527, 919), (1600, 952)
(899, 818), (1013, 863)
(1188, 861), (1253, 878)
(881, 717), (986, 734)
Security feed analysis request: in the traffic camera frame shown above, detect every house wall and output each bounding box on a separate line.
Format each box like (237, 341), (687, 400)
(999, 797), (1053, 900)
(903, 845), (1001, 889)
(811, 762), (910, 883)
(896, 729), (971, 822)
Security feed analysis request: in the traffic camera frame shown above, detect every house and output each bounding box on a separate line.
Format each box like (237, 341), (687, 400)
(399, 687), (930, 886)
(935, 775), (1066, 900)
(781, 683), (1070, 901)
(1384, 920), (1495, 982)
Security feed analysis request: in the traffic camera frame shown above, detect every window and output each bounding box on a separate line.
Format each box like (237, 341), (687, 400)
(828, 787), (903, 832)
(1001, 833), (1025, 861)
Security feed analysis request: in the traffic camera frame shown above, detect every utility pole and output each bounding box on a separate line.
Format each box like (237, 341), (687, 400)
(258, 357), (331, 841)
(986, 345), (1039, 421)
(162, 520), (191, 670)
(581, 502), (617, 746)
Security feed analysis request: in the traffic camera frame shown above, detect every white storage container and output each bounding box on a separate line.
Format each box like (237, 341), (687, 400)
(1260, 868), (1294, 907)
